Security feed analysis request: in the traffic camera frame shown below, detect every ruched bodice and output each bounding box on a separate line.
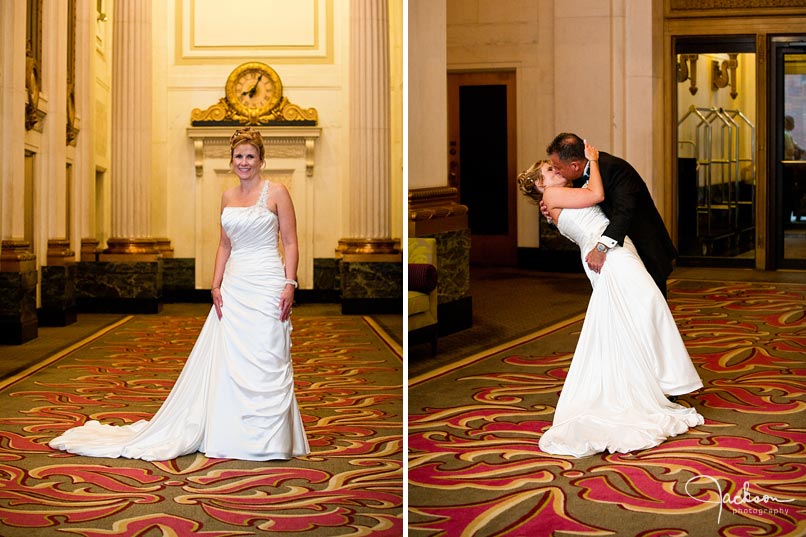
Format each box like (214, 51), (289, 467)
(219, 182), (289, 321)
(556, 206), (608, 255)
(222, 181), (282, 271)
(556, 206), (631, 288)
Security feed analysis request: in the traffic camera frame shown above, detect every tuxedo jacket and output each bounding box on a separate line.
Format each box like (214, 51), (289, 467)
(573, 152), (677, 285)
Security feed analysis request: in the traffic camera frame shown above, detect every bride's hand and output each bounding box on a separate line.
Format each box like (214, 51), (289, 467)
(212, 288), (223, 319)
(279, 287), (294, 321)
(539, 199), (553, 224)
(584, 140), (599, 162)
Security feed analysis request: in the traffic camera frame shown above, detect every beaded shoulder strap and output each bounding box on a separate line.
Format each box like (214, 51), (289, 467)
(256, 180), (270, 208)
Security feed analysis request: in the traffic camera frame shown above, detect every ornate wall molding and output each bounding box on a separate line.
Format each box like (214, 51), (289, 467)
(191, 96), (319, 127)
(186, 126), (320, 178)
(667, 0), (806, 17)
(408, 187), (469, 237)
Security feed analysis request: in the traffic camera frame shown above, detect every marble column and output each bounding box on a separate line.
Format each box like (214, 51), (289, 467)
(38, 0), (77, 326)
(103, 0), (157, 258)
(75, 0), (99, 266)
(1, 1), (27, 236)
(74, 0), (95, 259)
(85, 0), (162, 313)
(0, 2), (38, 343)
(338, 0), (402, 314)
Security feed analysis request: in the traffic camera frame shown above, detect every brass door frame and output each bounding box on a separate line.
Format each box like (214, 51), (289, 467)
(665, 13), (806, 270)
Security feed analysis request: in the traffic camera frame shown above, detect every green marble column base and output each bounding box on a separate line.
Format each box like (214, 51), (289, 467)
(0, 269), (38, 344)
(340, 258), (403, 314)
(307, 258), (341, 303)
(38, 264), (78, 326)
(417, 228), (472, 335)
(76, 260), (163, 314)
(162, 258), (198, 302)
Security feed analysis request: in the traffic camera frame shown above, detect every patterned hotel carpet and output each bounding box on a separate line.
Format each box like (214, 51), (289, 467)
(408, 280), (806, 537)
(0, 314), (403, 536)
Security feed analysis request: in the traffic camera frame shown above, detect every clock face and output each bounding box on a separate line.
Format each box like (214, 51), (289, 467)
(225, 63), (283, 120)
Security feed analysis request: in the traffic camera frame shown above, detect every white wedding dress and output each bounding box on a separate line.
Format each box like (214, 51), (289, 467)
(538, 205), (704, 458)
(50, 181), (310, 461)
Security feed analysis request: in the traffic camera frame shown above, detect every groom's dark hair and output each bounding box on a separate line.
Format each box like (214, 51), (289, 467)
(547, 133), (585, 162)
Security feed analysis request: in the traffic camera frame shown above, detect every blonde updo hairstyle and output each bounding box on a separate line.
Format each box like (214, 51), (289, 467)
(517, 160), (549, 202)
(229, 127), (265, 163)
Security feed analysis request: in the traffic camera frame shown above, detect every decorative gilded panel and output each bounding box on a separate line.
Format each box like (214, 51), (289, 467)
(666, 0), (806, 17)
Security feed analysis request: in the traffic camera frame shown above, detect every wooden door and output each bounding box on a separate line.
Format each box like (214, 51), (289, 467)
(448, 71), (517, 265)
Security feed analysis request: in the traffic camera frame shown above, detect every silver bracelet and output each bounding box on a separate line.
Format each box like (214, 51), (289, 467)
(284, 279), (298, 288)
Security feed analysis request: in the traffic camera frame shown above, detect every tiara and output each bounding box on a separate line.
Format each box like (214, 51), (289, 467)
(229, 127), (263, 146)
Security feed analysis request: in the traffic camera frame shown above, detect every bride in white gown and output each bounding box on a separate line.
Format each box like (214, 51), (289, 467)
(518, 142), (703, 458)
(50, 128), (310, 461)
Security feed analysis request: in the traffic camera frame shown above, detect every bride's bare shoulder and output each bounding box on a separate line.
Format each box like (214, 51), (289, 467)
(219, 186), (240, 208)
(268, 181), (288, 193)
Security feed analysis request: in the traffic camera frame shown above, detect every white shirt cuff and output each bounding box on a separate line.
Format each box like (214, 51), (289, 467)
(599, 236), (618, 249)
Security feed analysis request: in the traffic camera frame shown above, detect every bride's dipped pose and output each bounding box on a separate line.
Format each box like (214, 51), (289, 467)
(518, 141), (703, 458)
(50, 128), (310, 461)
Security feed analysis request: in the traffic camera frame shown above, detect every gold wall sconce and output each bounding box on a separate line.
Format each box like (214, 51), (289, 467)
(711, 53), (739, 99)
(677, 54), (699, 95)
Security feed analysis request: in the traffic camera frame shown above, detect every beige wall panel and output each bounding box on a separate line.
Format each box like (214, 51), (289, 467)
(178, 0), (332, 61)
(553, 12), (612, 147)
(192, 0), (314, 46)
(409, 0), (447, 190)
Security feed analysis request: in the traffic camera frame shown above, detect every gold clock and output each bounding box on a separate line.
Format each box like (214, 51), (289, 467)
(224, 62), (283, 122)
(191, 62), (317, 126)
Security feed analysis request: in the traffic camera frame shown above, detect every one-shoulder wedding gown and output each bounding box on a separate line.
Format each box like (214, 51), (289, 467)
(538, 205), (703, 458)
(50, 181), (310, 461)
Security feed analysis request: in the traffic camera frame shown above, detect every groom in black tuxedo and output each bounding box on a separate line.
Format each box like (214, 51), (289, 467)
(544, 132), (677, 298)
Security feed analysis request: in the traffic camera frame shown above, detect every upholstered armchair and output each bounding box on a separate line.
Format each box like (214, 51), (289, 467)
(408, 238), (438, 355)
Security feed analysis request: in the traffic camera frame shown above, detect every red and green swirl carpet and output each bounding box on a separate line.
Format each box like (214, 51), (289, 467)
(0, 314), (403, 536)
(409, 280), (806, 536)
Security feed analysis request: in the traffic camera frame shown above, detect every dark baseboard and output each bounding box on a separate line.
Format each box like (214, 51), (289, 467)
(676, 256), (755, 268)
(0, 318), (38, 345)
(163, 289), (211, 303)
(37, 306), (78, 327)
(341, 297), (403, 315)
(162, 288), (341, 305)
(517, 247), (584, 273)
(77, 298), (163, 314)
(297, 289), (341, 304)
